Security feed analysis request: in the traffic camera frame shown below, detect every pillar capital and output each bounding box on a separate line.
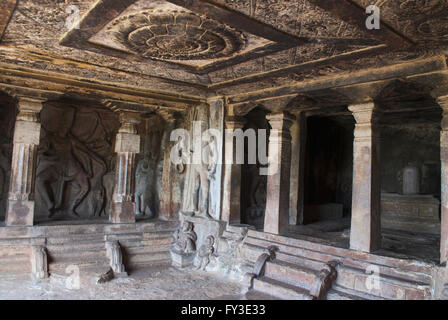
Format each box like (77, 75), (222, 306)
(15, 97), (45, 122)
(266, 112), (295, 130)
(348, 101), (380, 123)
(437, 95), (448, 109)
(118, 111), (141, 134)
(225, 116), (246, 129)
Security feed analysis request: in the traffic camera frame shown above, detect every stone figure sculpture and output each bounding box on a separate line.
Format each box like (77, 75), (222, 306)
(172, 221), (197, 254)
(105, 240), (127, 276)
(135, 152), (155, 217)
(31, 245), (48, 280)
(196, 235), (215, 271)
(192, 134), (217, 219)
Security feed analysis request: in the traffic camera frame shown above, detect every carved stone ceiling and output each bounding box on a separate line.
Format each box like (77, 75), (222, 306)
(0, 0), (447, 97)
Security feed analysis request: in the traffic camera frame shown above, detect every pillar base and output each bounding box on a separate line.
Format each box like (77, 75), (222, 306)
(110, 201), (136, 224)
(5, 200), (34, 226)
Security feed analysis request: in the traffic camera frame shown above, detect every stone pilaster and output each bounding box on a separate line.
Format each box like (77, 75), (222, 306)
(221, 116), (246, 224)
(5, 97), (45, 226)
(438, 95), (448, 264)
(111, 112), (140, 224)
(349, 102), (381, 252)
(264, 112), (295, 235)
(289, 110), (307, 225)
(160, 112), (179, 221)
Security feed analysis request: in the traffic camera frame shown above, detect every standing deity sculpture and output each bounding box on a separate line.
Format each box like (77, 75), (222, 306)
(192, 134), (217, 219)
(135, 151), (155, 217)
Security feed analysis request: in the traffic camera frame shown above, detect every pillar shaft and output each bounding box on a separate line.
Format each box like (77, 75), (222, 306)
(6, 97), (44, 226)
(264, 112), (295, 235)
(439, 95), (448, 264)
(111, 112), (140, 224)
(349, 102), (381, 252)
(221, 116), (246, 224)
(289, 111), (307, 225)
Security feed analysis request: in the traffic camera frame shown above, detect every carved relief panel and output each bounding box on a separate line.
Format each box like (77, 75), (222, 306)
(34, 101), (120, 220)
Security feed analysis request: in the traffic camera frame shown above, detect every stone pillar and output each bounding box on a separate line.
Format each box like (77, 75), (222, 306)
(349, 102), (381, 252)
(438, 95), (448, 264)
(289, 111), (307, 225)
(5, 97), (45, 226)
(160, 113), (179, 221)
(111, 112), (140, 224)
(221, 116), (246, 224)
(264, 112), (295, 235)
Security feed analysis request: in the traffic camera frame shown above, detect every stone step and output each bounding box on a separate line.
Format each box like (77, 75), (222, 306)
(327, 285), (384, 300)
(0, 260), (31, 274)
(123, 244), (171, 256)
(264, 260), (319, 290)
(246, 231), (434, 275)
(47, 242), (105, 252)
(244, 234), (433, 285)
(126, 251), (171, 264)
(120, 237), (172, 248)
(252, 277), (314, 300)
(48, 248), (107, 264)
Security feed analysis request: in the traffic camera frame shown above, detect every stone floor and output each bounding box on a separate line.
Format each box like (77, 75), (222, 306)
(284, 217), (440, 263)
(0, 265), (246, 300)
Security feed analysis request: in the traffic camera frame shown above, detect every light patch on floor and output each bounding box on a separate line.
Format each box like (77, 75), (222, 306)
(0, 266), (246, 300)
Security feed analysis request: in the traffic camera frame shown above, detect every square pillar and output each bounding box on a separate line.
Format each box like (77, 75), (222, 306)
(438, 95), (448, 264)
(289, 111), (307, 225)
(6, 97), (45, 226)
(221, 116), (246, 224)
(111, 112), (140, 224)
(264, 112), (295, 235)
(349, 102), (381, 252)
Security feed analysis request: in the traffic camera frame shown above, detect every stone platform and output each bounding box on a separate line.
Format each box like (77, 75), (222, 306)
(381, 193), (440, 234)
(0, 218), (178, 278)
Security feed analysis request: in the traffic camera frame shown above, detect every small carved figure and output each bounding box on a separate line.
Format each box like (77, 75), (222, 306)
(196, 235), (215, 270)
(31, 245), (48, 280)
(172, 221), (197, 254)
(105, 240), (127, 275)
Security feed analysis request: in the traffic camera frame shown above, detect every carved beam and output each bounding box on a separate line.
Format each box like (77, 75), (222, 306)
(227, 56), (447, 105)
